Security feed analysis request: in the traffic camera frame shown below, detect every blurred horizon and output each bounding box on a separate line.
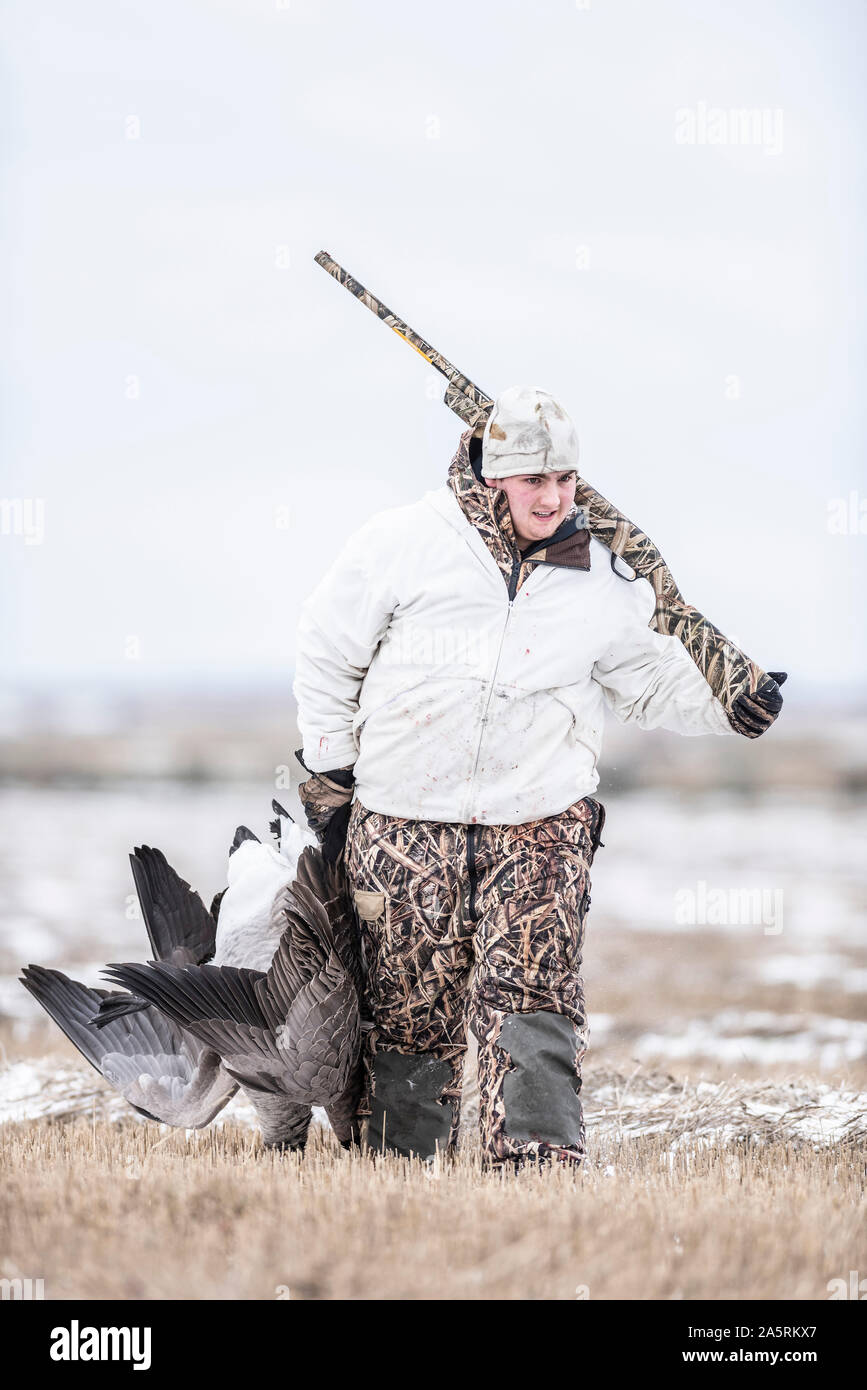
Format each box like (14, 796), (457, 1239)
(1, 678), (865, 796)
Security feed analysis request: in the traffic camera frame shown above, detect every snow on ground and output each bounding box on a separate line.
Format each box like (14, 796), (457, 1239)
(2, 1057), (862, 1153)
(755, 953), (867, 992)
(0, 1059), (130, 1125)
(633, 1009), (867, 1069)
(582, 1071), (867, 1148)
(0, 1058), (329, 1133)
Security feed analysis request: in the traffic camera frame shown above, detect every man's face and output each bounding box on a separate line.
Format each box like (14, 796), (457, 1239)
(484, 470), (577, 548)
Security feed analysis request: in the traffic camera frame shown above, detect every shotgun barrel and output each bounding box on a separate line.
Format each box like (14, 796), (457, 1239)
(314, 250), (493, 429)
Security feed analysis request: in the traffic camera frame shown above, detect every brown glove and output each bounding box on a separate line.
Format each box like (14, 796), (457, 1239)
(295, 750), (355, 866)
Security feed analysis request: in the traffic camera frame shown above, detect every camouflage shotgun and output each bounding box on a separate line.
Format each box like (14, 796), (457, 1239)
(314, 250), (785, 736)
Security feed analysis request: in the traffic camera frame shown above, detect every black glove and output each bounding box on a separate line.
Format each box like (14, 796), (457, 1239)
(321, 796), (353, 867)
(729, 671), (787, 738)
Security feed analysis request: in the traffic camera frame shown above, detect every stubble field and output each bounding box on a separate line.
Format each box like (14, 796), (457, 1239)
(2, 1097), (863, 1301)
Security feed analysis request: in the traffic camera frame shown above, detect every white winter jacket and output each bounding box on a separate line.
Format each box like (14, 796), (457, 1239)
(293, 458), (734, 825)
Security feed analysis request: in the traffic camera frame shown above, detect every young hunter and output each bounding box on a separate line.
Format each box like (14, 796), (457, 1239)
(292, 385), (785, 1168)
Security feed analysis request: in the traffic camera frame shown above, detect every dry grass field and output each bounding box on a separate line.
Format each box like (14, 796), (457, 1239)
(2, 1115), (862, 1302)
(2, 1049), (864, 1302)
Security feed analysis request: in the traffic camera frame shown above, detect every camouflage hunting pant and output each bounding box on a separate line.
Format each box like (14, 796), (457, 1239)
(343, 794), (606, 1167)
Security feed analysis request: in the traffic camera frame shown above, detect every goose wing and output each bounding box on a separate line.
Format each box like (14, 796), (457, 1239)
(92, 845), (218, 1028)
(103, 943), (359, 1108)
(267, 879), (333, 1005)
(268, 951), (360, 1102)
(102, 952), (315, 1149)
(267, 873), (362, 1103)
(291, 845), (364, 1001)
(100, 960), (297, 1097)
(19, 964), (236, 1127)
(130, 845), (217, 966)
(286, 846), (364, 1144)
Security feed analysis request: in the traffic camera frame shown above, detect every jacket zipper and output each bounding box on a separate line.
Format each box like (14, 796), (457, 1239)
(465, 553), (522, 813)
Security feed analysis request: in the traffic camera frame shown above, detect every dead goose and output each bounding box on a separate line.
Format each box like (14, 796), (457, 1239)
(19, 844), (237, 1127)
(20, 802), (357, 1146)
(101, 845), (363, 1149)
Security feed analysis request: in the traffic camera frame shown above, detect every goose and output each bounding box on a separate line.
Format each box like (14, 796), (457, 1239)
(103, 845), (363, 1147)
(19, 843), (237, 1129)
(20, 803), (362, 1148)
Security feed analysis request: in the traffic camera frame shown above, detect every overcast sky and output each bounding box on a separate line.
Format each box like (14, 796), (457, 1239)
(2, 0), (865, 706)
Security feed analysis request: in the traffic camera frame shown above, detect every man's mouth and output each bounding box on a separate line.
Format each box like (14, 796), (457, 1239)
(532, 510), (557, 519)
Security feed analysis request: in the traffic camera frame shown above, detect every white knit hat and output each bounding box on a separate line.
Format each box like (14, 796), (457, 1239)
(481, 385), (579, 479)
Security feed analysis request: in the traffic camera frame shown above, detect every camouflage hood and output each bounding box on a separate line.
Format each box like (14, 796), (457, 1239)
(446, 425), (589, 592)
